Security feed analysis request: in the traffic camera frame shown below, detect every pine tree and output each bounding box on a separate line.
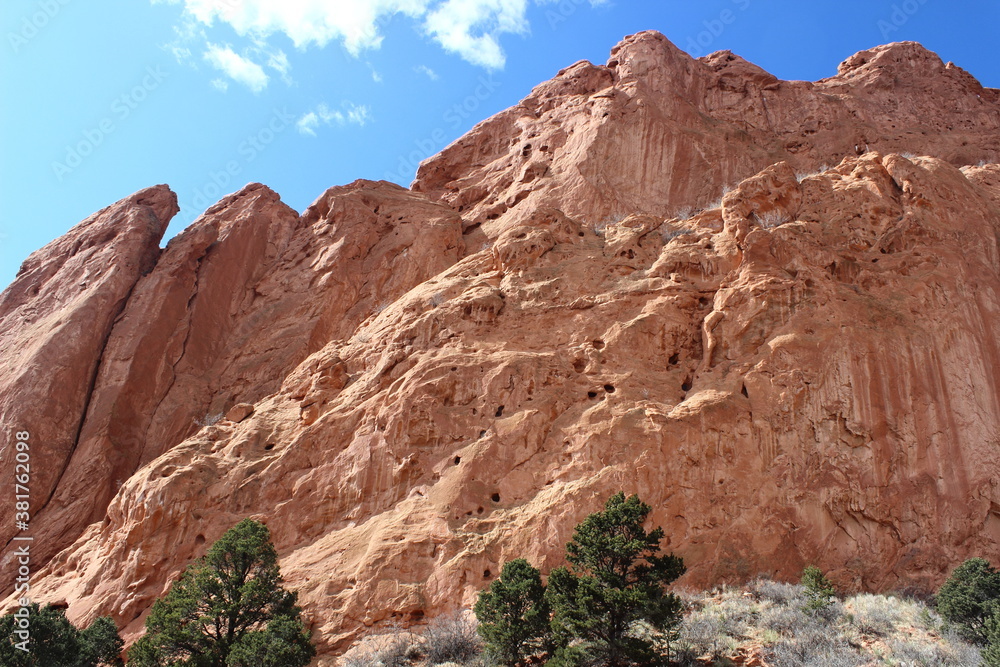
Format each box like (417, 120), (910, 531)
(801, 566), (836, 611)
(0, 603), (123, 667)
(474, 558), (550, 665)
(545, 492), (685, 667)
(936, 557), (1000, 644)
(127, 518), (314, 667)
(984, 608), (1000, 667)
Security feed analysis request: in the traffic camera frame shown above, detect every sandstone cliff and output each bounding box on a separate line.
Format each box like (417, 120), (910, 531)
(2, 32), (1000, 664)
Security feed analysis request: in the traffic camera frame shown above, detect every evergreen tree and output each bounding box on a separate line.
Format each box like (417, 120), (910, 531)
(127, 518), (314, 667)
(801, 566), (836, 611)
(936, 557), (1000, 644)
(545, 492), (685, 667)
(474, 558), (550, 665)
(984, 608), (1000, 667)
(0, 603), (123, 667)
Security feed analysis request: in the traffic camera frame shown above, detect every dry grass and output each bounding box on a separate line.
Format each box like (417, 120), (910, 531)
(664, 580), (983, 666)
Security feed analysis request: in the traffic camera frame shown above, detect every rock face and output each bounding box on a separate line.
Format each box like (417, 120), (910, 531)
(3, 32), (1000, 665)
(0, 185), (177, 568)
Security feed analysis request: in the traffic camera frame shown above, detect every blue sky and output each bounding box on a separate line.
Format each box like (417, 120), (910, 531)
(2, 0), (999, 288)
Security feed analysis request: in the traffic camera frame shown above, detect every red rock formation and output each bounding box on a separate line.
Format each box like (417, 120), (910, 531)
(0, 185), (176, 570)
(3, 33), (1000, 666)
(414, 34), (1000, 243)
(18, 180), (464, 569)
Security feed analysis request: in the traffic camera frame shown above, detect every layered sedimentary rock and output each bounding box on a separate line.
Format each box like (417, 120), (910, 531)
(2, 32), (1000, 666)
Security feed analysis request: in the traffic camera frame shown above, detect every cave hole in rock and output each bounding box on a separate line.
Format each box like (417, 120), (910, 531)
(491, 493), (501, 503)
(479, 429), (487, 438)
(741, 384), (749, 398)
(451, 366), (458, 372)
(477, 506), (484, 515)
(466, 510), (473, 516)
(681, 378), (692, 392)
(495, 405), (505, 417)
(454, 455), (462, 465)
(668, 353), (679, 365)
(604, 384), (616, 393)
(588, 391), (598, 399)
(195, 534), (206, 546)
(264, 443), (275, 451)
(484, 569), (492, 579)
(592, 339), (605, 349)
(698, 297), (710, 308)
(578, 231), (585, 237)
(573, 358), (586, 372)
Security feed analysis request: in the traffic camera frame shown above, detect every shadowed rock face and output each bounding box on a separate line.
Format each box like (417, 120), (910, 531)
(2, 32), (1000, 665)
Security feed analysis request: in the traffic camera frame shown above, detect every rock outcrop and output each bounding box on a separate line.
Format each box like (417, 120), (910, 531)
(2, 32), (1000, 665)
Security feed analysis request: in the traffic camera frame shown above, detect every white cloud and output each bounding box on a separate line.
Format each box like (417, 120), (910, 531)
(414, 64), (439, 80)
(297, 102), (372, 136)
(424, 0), (528, 68)
(297, 111), (320, 136)
(204, 44), (269, 92)
(155, 0), (554, 69)
(211, 78), (229, 92)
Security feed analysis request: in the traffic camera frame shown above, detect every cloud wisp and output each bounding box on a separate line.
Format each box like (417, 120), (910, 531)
(297, 102), (372, 136)
(154, 0), (587, 71)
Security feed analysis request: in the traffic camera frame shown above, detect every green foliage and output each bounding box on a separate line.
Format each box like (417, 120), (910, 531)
(474, 559), (549, 665)
(984, 608), (1000, 667)
(545, 492), (686, 667)
(801, 566), (836, 611)
(0, 603), (123, 667)
(936, 557), (1000, 644)
(127, 518), (315, 667)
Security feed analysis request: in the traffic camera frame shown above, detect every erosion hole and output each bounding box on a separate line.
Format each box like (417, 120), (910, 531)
(495, 405), (505, 417)
(604, 384), (616, 393)
(491, 493), (501, 503)
(592, 339), (605, 349)
(588, 391), (598, 399)
(741, 384), (749, 398)
(454, 456), (462, 465)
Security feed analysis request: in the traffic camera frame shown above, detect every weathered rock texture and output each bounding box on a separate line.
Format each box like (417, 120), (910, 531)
(2, 33), (1000, 665)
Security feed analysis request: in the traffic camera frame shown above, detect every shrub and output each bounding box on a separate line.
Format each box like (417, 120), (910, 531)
(937, 557), (1000, 644)
(758, 605), (816, 637)
(750, 579), (806, 606)
(422, 612), (482, 666)
(801, 566), (836, 611)
(848, 594), (904, 636)
(889, 635), (983, 667)
(766, 626), (864, 667)
(677, 609), (734, 660)
(474, 559), (549, 665)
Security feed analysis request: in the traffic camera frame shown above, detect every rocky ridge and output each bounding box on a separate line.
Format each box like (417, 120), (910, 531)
(2, 32), (1000, 664)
